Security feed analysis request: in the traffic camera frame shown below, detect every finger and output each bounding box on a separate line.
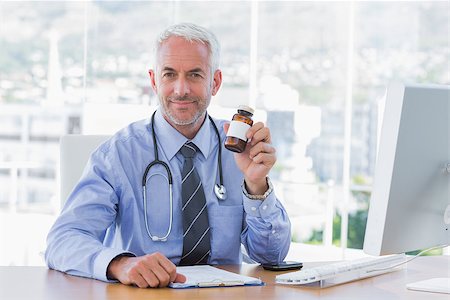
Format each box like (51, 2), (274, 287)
(250, 126), (271, 145)
(246, 122), (265, 140)
(135, 261), (160, 288)
(152, 253), (178, 283)
(151, 267), (171, 288)
(251, 151), (276, 166)
(128, 269), (150, 288)
(174, 272), (187, 283)
(145, 255), (172, 287)
(223, 122), (230, 134)
(142, 267), (162, 288)
(249, 142), (276, 159)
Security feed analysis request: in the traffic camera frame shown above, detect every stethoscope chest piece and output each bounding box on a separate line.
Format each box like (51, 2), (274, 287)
(214, 184), (227, 200)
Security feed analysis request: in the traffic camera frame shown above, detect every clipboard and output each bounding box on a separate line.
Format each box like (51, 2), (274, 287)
(169, 265), (264, 289)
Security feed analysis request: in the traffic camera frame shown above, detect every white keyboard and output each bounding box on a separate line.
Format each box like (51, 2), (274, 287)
(276, 254), (407, 287)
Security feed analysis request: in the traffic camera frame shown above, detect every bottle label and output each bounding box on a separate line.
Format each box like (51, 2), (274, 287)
(227, 120), (251, 141)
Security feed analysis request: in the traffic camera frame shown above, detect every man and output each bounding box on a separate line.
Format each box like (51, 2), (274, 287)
(45, 23), (291, 288)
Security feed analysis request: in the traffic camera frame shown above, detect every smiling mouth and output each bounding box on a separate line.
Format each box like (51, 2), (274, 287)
(171, 100), (195, 106)
(171, 100), (195, 103)
(169, 101), (197, 112)
(169, 96), (198, 103)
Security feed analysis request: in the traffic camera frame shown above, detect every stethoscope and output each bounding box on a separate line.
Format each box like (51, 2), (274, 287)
(142, 111), (227, 242)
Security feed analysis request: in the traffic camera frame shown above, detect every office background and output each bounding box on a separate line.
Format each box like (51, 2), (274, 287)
(0, 1), (448, 266)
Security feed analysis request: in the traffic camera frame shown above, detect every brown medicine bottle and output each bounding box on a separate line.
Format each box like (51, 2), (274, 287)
(225, 105), (254, 153)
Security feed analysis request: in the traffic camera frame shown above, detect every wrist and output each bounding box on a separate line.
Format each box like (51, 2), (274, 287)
(107, 254), (133, 280)
(242, 177), (273, 200)
(244, 178), (267, 195)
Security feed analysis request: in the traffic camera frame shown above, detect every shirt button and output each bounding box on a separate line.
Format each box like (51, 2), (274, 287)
(262, 205), (268, 210)
(251, 207), (257, 211)
(272, 230), (276, 234)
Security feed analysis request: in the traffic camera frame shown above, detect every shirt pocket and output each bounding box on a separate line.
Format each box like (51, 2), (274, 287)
(208, 204), (244, 264)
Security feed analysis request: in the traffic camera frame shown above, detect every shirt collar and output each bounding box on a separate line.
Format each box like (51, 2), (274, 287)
(152, 109), (213, 161)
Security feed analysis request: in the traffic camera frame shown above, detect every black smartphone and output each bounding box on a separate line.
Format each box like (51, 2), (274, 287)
(261, 261), (303, 271)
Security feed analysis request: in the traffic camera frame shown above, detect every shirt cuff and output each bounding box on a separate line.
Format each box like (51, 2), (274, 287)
(243, 189), (277, 218)
(93, 248), (135, 282)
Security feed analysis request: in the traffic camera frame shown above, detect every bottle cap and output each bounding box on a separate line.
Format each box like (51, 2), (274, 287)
(237, 105), (254, 114)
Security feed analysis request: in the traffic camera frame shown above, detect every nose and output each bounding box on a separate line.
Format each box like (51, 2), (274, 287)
(173, 77), (190, 97)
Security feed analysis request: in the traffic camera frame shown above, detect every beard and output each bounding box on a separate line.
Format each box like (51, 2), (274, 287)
(159, 94), (210, 126)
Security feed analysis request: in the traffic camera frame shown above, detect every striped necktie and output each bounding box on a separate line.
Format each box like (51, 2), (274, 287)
(178, 142), (211, 265)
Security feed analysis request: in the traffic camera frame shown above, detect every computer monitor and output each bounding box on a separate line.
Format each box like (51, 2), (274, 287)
(363, 83), (450, 293)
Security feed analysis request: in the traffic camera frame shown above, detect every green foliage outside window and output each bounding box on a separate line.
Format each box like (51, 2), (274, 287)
(307, 210), (443, 256)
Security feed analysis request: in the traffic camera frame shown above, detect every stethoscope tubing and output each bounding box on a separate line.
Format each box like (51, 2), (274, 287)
(142, 111), (225, 242)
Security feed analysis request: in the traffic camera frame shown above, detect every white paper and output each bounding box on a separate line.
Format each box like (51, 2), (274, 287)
(169, 265), (262, 288)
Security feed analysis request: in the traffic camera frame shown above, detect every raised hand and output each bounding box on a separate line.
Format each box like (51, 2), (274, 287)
(224, 121), (276, 195)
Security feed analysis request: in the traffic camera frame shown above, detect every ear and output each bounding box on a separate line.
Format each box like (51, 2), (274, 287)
(149, 69), (158, 94)
(211, 69), (222, 96)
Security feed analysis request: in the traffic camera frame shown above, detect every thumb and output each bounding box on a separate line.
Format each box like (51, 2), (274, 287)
(223, 122), (230, 134)
(174, 273), (187, 283)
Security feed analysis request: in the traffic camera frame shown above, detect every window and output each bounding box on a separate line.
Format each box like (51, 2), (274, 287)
(0, 1), (448, 265)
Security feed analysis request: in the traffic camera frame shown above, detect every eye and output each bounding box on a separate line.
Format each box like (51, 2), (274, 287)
(162, 72), (175, 78)
(189, 73), (203, 79)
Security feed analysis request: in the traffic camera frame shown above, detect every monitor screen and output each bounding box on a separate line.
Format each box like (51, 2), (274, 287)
(363, 83), (450, 256)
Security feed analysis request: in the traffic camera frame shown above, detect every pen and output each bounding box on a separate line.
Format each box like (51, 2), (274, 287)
(198, 280), (245, 287)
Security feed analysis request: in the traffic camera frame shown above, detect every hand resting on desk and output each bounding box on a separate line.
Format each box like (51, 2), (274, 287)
(107, 252), (187, 288)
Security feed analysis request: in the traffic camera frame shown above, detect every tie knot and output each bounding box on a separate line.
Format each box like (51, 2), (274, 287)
(180, 142), (197, 158)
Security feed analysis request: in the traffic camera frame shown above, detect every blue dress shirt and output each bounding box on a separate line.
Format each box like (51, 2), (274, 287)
(45, 109), (291, 282)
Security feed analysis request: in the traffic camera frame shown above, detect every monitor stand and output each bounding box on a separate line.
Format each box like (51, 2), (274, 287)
(406, 278), (450, 294)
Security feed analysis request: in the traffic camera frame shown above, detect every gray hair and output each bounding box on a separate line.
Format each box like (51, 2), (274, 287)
(154, 23), (221, 75)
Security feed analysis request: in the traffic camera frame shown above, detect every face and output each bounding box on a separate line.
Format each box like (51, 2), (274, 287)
(149, 36), (222, 129)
